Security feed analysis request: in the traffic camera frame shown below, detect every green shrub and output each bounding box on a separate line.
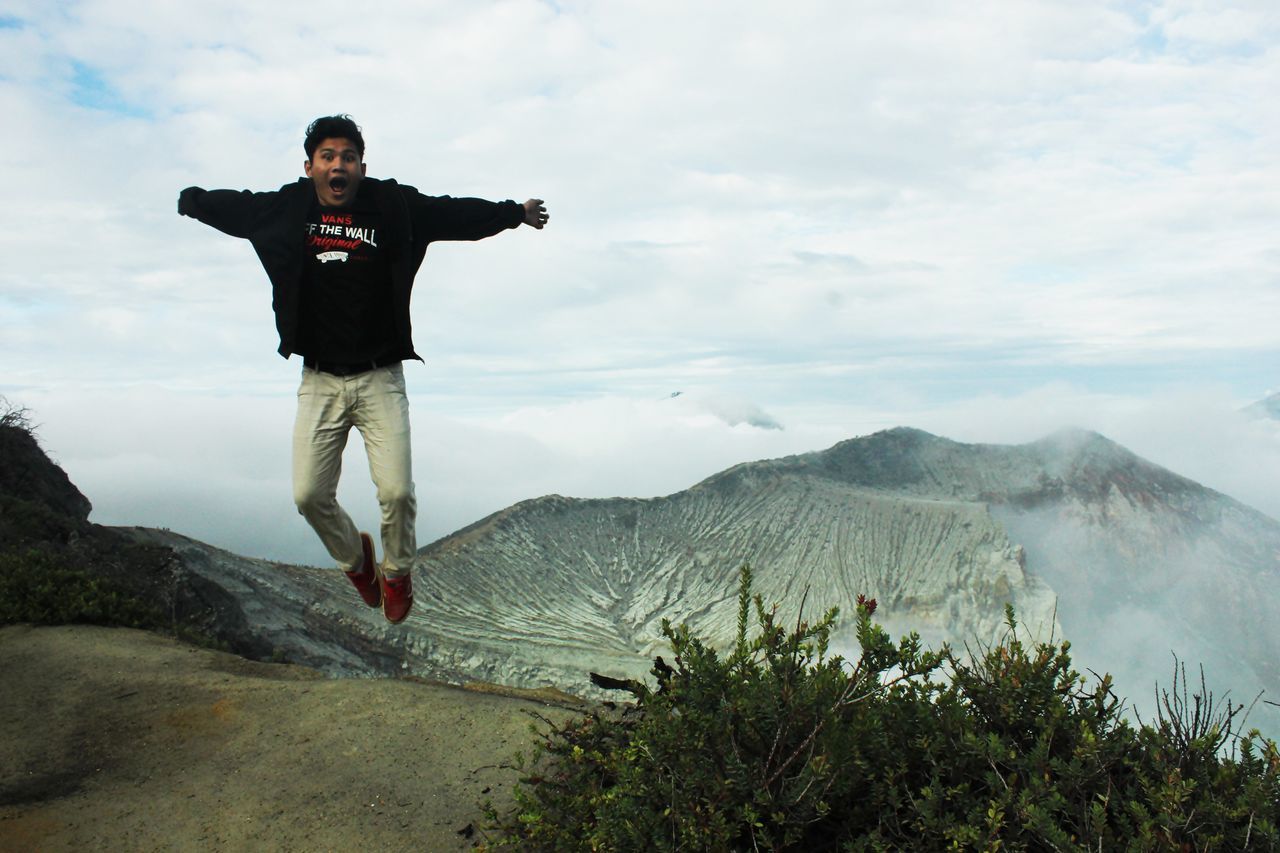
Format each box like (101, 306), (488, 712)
(483, 567), (1280, 851)
(0, 494), (82, 543)
(0, 547), (164, 628)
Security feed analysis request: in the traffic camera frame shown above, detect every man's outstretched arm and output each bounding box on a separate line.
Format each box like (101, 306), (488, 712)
(177, 186), (279, 239)
(403, 188), (548, 242)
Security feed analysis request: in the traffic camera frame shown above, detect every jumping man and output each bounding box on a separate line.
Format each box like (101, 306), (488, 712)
(178, 114), (549, 623)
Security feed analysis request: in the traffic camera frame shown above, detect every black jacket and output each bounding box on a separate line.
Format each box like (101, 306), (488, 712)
(178, 177), (524, 359)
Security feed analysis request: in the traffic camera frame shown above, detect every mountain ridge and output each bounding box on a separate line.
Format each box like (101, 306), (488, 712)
(414, 425), (1280, 725)
(744, 426), (1215, 506)
(3, 419), (1277, 732)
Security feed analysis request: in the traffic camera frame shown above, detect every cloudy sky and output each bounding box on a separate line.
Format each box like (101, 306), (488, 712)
(3, 0), (1278, 566)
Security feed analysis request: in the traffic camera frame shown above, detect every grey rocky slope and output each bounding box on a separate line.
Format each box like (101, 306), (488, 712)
(7, 420), (1278, 730)
(413, 427), (1280, 727)
(414, 441), (1057, 687)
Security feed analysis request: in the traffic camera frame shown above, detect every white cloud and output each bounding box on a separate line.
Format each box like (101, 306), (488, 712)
(2, 0), (1278, 559)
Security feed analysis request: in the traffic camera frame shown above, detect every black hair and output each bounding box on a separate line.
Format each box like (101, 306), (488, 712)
(304, 115), (365, 160)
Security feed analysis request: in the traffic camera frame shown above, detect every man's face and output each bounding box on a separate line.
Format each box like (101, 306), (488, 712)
(304, 137), (366, 207)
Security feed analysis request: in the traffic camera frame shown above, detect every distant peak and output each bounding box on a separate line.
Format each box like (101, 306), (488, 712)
(873, 426), (940, 440)
(1243, 392), (1280, 421)
(828, 426), (946, 451)
(732, 424), (1208, 509)
(1031, 427), (1125, 454)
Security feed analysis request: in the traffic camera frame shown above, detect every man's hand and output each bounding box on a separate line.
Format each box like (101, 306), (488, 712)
(177, 187), (203, 218)
(522, 198), (549, 230)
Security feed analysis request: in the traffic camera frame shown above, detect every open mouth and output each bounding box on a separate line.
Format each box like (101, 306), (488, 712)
(329, 175), (349, 193)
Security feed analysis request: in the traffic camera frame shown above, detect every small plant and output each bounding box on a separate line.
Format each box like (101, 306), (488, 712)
(483, 566), (1280, 851)
(0, 395), (34, 432)
(0, 547), (164, 629)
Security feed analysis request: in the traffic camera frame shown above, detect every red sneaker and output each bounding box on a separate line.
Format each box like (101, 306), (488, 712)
(381, 571), (413, 624)
(344, 532), (382, 608)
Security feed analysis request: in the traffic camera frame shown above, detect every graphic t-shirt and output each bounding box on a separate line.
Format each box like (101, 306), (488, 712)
(297, 182), (396, 363)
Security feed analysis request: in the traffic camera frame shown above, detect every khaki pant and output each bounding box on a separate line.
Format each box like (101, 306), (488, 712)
(292, 363), (416, 578)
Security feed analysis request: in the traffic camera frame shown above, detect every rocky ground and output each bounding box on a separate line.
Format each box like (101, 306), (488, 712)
(0, 624), (581, 852)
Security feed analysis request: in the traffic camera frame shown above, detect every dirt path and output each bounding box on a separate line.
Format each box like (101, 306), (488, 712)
(0, 624), (581, 851)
